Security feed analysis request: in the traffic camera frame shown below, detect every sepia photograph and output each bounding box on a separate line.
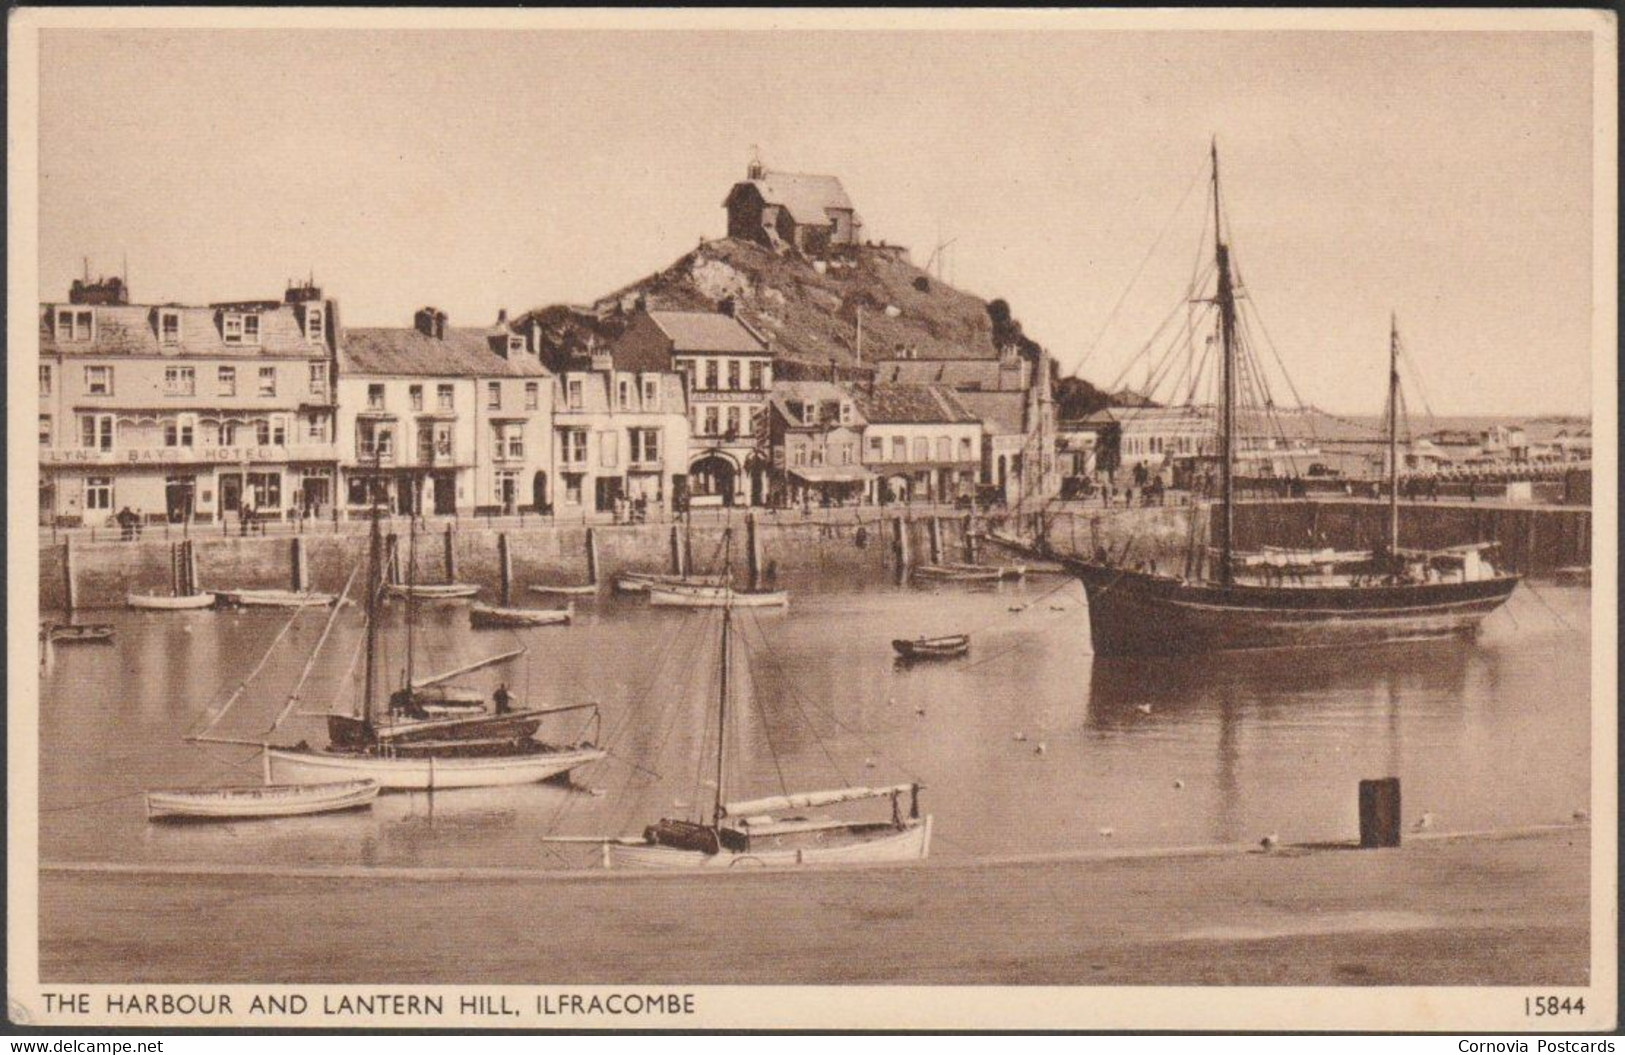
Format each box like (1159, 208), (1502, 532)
(6, 7), (1617, 1033)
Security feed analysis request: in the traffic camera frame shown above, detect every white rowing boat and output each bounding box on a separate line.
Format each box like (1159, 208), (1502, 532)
(145, 779), (378, 821)
(264, 744), (606, 790)
(647, 583), (789, 608)
(614, 571), (726, 594)
(214, 589), (338, 608)
(470, 603), (572, 628)
(128, 592), (216, 610)
(527, 583), (600, 597)
(385, 582), (480, 600)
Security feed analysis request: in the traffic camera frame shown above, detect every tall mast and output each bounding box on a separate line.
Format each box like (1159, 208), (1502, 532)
(712, 529), (733, 828)
(361, 471), (382, 732)
(1212, 139), (1238, 586)
(1387, 313), (1401, 559)
(404, 511), (417, 699)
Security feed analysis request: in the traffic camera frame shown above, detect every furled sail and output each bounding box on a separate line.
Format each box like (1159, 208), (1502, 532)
(724, 784), (915, 818)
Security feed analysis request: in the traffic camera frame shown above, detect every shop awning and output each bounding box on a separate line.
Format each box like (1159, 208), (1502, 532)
(789, 466), (873, 484)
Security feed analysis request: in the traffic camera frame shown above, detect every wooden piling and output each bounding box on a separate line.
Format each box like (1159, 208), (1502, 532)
(746, 512), (763, 592)
(291, 537), (309, 592)
(669, 525), (685, 575)
(585, 527), (600, 585)
(498, 533), (513, 606)
(961, 514), (976, 562)
(1358, 777), (1402, 849)
(170, 542), (182, 597)
(385, 534), (402, 585)
(443, 524), (458, 582)
(892, 516), (910, 585)
(928, 517), (943, 564)
(185, 540), (199, 596)
(62, 538), (77, 612)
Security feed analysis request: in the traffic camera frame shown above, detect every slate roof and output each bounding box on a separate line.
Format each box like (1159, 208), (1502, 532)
(727, 171), (855, 227)
(874, 357), (1029, 391)
(341, 327), (549, 378)
(852, 383), (979, 425)
(647, 311), (769, 355)
(954, 390), (1028, 436)
(40, 303), (327, 359)
(769, 380), (867, 428)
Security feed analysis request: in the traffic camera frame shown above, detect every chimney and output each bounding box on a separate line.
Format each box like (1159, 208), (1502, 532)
(529, 318), (543, 356)
(719, 296), (736, 318)
(496, 308), (508, 325)
(69, 276), (129, 306)
(829, 356), (838, 383)
(414, 307), (447, 339)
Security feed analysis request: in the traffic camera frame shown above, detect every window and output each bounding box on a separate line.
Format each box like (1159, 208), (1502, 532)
(437, 384), (455, 411)
(727, 360), (741, 391)
(892, 437), (907, 461)
(839, 402), (853, 425)
(56, 309), (95, 342)
(84, 366), (113, 396)
(567, 379), (584, 410)
(258, 367), (276, 397)
(367, 383), (385, 410)
(726, 406), (742, 438)
(494, 424), (524, 461)
(642, 378), (658, 406)
(85, 477), (112, 511)
(160, 310), (182, 344)
(507, 335), (525, 356)
(867, 436), (884, 460)
(487, 382), (502, 410)
(810, 446), (825, 467)
(617, 378), (631, 410)
(164, 366), (196, 396)
(163, 419), (195, 448)
(704, 407), (720, 436)
(40, 365), (51, 395)
(39, 415), (52, 447)
(309, 363), (328, 399)
(244, 314), (261, 344)
(560, 429), (588, 465)
(841, 444), (853, 466)
(247, 471), (281, 509)
(221, 421), (238, 445)
(358, 420), (394, 459)
(564, 474), (583, 505)
(434, 423), (452, 458)
(222, 313), (260, 344)
(80, 415), (114, 451)
(409, 385), (423, 411)
(959, 436), (974, 460)
(792, 446), (806, 467)
(599, 431), (618, 469)
(704, 360), (718, 391)
(272, 416), (287, 446)
(256, 419), (272, 446)
(630, 428), (660, 464)
(305, 306), (324, 344)
(937, 437), (952, 462)
(525, 382), (539, 410)
(306, 415), (327, 442)
(913, 438), (930, 462)
(749, 361), (764, 391)
(218, 366), (236, 396)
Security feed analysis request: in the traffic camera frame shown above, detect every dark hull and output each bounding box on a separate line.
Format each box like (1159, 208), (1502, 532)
(327, 712), (543, 749)
(1068, 560), (1519, 657)
(891, 636), (970, 660)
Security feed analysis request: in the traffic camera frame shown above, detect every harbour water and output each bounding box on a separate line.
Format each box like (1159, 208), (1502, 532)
(38, 571), (1590, 871)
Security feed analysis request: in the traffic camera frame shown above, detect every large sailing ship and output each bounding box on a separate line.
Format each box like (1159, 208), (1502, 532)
(1041, 144), (1520, 656)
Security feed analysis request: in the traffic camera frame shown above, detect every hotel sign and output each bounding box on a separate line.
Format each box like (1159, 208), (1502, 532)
(41, 444), (334, 466)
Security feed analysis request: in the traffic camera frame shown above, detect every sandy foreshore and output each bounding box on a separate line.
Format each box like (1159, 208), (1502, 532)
(39, 825), (1588, 986)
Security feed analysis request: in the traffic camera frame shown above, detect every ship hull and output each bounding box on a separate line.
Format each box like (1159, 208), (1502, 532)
(1070, 562), (1519, 656)
(606, 817), (932, 870)
(264, 745), (605, 790)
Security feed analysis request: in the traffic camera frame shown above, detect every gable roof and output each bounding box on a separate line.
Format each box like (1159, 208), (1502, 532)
(852, 383), (979, 426)
(769, 380), (866, 427)
(341, 327), (549, 378)
(874, 357), (1029, 391)
(728, 171), (855, 227)
(40, 302), (327, 359)
(646, 310), (769, 355)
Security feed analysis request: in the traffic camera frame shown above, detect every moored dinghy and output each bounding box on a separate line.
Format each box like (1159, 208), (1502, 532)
(214, 589), (339, 609)
(912, 564), (1001, 585)
(647, 583), (788, 608)
(527, 582), (600, 597)
(145, 779), (379, 821)
(128, 592), (216, 610)
(892, 634), (970, 661)
(385, 582), (479, 601)
(470, 603), (572, 629)
(614, 571), (726, 594)
(46, 622), (116, 644)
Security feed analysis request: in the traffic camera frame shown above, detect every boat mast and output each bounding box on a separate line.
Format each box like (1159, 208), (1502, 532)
(712, 529), (733, 829)
(404, 512), (417, 701)
(1212, 139), (1238, 586)
(361, 465), (383, 733)
(1387, 312), (1401, 559)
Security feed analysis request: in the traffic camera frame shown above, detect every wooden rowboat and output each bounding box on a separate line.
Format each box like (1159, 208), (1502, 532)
(145, 779), (379, 821)
(891, 634), (970, 661)
(614, 571), (726, 594)
(46, 622), (115, 644)
(214, 589), (338, 608)
(470, 603), (572, 629)
(385, 582), (479, 600)
(912, 564), (1002, 584)
(647, 584), (789, 608)
(527, 583), (600, 597)
(128, 592), (216, 610)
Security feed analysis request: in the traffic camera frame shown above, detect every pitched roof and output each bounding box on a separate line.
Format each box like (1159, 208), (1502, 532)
(852, 383), (979, 425)
(769, 380), (866, 427)
(646, 311), (769, 355)
(40, 302), (326, 359)
(341, 327), (549, 378)
(874, 357), (1029, 391)
(954, 390), (1027, 435)
(729, 171), (855, 227)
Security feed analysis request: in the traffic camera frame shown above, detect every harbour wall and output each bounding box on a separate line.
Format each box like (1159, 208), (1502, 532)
(39, 500), (1591, 611)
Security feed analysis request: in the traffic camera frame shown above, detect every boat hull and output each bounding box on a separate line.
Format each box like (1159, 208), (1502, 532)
(1070, 561), (1520, 656)
(614, 572), (725, 594)
(385, 583), (479, 600)
(912, 565), (1002, 584)
(607, 817), (932, 870)
(264, 745), (605, 790)
(648, 586), (788, 608)
(892, 636), (970, 660)
(128, 592), (215, 610)
(146, 779), (378, 821)
(469, 603), (571, 628)
(527, 583), (600, 597)
(46, 623), (115, 644)
(214, 589), (337, 608)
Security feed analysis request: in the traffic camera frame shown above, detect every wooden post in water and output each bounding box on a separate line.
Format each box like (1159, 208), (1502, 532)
(1525, 510), (1537, 575)
(584, 527), (600, 585)
(891, 515), (910, 585)
(746, 512), (764, 592)
(291, 536), (309, 592)
(170, 542), (182, 597)
(385, 534), (402, 585)
(186, 540), (199, 596)
(497, 533), (513, 606)
(961, 513), (976, 562)
(1358, 777), (1402, 849)
(669, 524), (685, 575)
(443, 524), (458, 582)
(928, 517), (943, 564)
(62, 538), (77, 612)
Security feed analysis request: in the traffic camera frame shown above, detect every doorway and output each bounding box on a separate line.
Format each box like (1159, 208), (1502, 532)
(432, 473), (456, 516)
(532, 471), (549, 514)
(594, 475), (623, 514)
(218, 473), (243, 515)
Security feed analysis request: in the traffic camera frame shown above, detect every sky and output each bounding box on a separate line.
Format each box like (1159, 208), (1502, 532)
(37, 27), (1597, 415)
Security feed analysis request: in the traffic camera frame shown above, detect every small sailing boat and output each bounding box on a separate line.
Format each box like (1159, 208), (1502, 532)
(1037, 143), (1519, 656)
(146, 779), (378, 822)
(470, 602), (572, 629)
(556, 531), (931, 870)
(614, 571), (727, 594)
(892, 634), (971, 661)
(213, 589), (339, 609)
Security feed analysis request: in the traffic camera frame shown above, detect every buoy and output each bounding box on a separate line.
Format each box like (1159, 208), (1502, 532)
(1008, 604), (1025, 612)
(1097, 826), (1115, 838)
(1173, 779), (1185, 789)
(1412, 811), (1435, 831)
(1034, 742), (1046, 755)
(914, 706), (926, 717)
(1135, 703), (1152, 715)
(1013, 732), (1027, 742)
(888, 697), (897, 706)
(1259, 833), (1279, 850)
(864, 757), (877, 769)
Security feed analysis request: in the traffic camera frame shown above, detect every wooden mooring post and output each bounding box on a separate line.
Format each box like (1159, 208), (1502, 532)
(497, 533), (513, 606)
(62, 537), (78, 612)
(291, 536), (309, 592)
(746, 512), (764, 592)
(385, 534), (402, 585)
(444, 524), (458, 582)
(170, 542), (183, 597)
(186, 540), (199, 596)
(585, 527), (600, 585)
(669, 525), (686, 576)
(891, 515), (910, 585)
(961, 513), (977, 562)
(1358, 777), (1402, 849)
(928, 517), (943, 564)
